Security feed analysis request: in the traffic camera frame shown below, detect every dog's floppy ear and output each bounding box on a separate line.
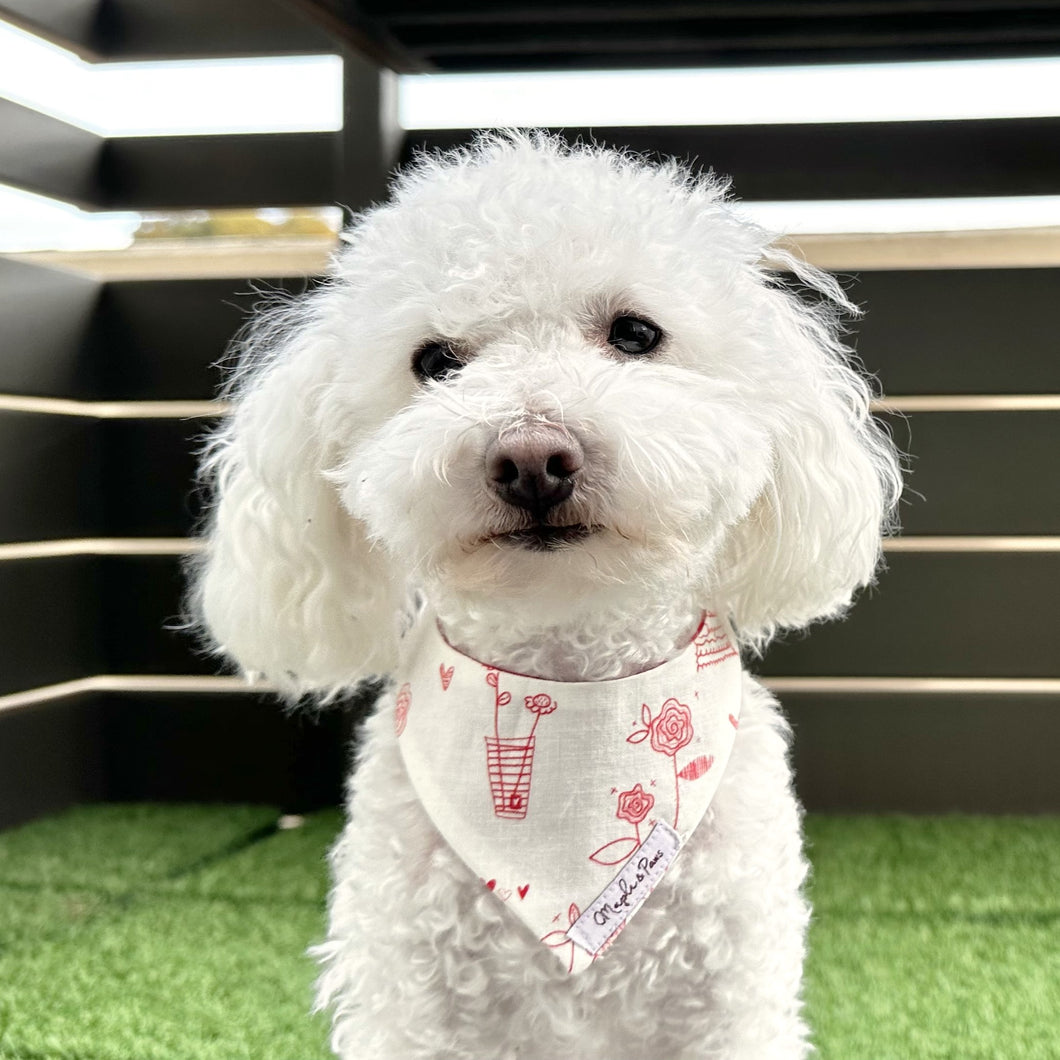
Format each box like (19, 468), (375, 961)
(720, 252), (902, 650)
(188, 295), (402, 700)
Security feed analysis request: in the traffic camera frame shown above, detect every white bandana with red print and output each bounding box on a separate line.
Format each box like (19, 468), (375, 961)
(394, 605), (743, 973)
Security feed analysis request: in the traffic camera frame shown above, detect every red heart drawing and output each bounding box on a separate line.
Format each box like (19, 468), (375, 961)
(440, 664), (454, 690)
(483, 878), (496, 891)
(729, 714), (739, 729)
(518, 884), (530, 900)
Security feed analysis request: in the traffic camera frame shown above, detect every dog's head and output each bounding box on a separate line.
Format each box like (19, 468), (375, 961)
(191, 133), (900, 696)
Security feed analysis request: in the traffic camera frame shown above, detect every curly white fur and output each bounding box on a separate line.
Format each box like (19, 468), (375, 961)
(191, 132), (901, 1059)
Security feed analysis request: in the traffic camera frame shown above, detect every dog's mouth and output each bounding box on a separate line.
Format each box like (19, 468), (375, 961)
(492, 524), (593, 552)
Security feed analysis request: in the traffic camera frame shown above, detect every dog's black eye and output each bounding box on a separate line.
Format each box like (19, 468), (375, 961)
(412, 340), (463, 383)
(608, 316), (661, 356)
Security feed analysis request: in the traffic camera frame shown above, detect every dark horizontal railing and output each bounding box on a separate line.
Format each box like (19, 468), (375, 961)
(6, 262), (1060, 403)
(4, 408), (1059, 543)
(404, 119), (1060, 201)
(5, 111), (1060, 210)
(0, 102), (339, 210)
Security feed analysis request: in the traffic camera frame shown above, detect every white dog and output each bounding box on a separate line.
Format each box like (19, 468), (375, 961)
(192, 132), (900, 1060)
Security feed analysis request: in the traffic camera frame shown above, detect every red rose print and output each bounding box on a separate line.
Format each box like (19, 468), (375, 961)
(394, 682), (412, 737)
(619, 697), (706, 834)
(590, 780), (655, 864)
(649, 698), (693, 757)
(615, 783), (654, 826)
(525, 693), (557, 716)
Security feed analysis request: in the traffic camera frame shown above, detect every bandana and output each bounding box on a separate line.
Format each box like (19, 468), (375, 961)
(394, 605), (742, 973)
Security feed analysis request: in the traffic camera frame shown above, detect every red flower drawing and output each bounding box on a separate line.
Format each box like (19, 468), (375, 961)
(394, 682), (411, 737)
(525, 693), (557, 715)
(625, 697), (703, 831)
(615, 783), (654, 826)
(590, 780), (654, 864)
(649, 698), (694, 757)
(484, 674), (556, 820)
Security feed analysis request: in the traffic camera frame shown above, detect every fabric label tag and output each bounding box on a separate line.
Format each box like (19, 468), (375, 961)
(566, 821), (683, 956)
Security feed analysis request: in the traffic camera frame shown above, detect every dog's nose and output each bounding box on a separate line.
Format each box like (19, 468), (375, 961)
(486, 428), (584, 517)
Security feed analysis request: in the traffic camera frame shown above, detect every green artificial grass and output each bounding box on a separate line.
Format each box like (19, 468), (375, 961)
(0, 808), (1057, 1060)
(804, 816), (1060, 1060)
(0, 805), (339, 1060)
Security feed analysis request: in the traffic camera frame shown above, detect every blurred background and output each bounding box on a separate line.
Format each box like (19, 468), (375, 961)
(1, 0), (1058, 827)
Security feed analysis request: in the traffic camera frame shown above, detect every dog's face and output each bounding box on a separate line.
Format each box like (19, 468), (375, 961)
(195, 135), (899, 693)
(331, 146), (795, 604)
